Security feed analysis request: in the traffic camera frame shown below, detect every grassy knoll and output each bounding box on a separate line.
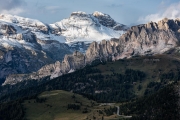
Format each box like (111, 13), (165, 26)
(23, 90), (128, 120)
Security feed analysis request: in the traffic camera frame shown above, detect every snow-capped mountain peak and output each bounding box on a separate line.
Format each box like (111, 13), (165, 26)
(50, 11), (126, 45)
(0, 12), (127, 46)
(0, 14), (47, 29)
(93, 11), (104, 16)
(71, 11), (88, 17)
(93, 11), (109, 18)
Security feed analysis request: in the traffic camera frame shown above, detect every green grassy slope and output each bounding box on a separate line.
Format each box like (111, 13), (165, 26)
(24, 90), (92, 120)
(23, 90), (125, 120)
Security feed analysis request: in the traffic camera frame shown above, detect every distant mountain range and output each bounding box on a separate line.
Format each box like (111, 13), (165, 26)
(0, 11), (127, 84)
(1, 12), (180, 86)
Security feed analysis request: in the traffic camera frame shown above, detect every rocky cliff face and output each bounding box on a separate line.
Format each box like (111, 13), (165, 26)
(0, 37), (71, 83)
(0, 22), (71, 83)
(93, 11), (128, 31)
(3, 18), (180, 85)
(86, 18), (179, 61)
(4, 51), (86, 85)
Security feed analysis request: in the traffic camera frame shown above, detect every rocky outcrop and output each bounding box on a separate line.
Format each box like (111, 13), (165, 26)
(93, 11), (128, 31)
(0, 24), (16, 35)
(4, 51), (85, 85)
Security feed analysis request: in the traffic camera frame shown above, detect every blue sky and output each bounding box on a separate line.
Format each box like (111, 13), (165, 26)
(0, 0), (180, 25)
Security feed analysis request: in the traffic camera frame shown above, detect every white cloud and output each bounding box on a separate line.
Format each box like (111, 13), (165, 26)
(45, 6), (60, 10)
(138, 2), (180, 23)
(44, 6), (61, 13)
(0, 0), (26, 15)
(1, 8), (24, 15)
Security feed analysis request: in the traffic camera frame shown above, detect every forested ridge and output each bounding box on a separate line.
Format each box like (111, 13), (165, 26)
(0, 64), (146, 103)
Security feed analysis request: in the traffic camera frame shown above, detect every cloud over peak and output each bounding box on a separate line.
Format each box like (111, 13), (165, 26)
(138, 2), (180, 23)
(0, 0), (26, 15)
